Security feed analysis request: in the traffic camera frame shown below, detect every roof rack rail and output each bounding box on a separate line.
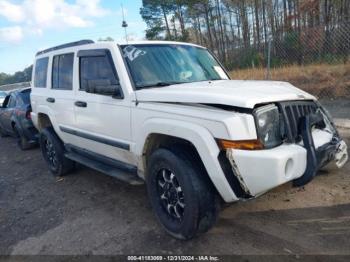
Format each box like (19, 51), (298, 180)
(36, 40), (94, 56)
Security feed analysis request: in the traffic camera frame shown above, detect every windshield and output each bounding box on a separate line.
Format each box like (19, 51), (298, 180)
(121, 44), (229, 89)
(0, 91), (6, 97)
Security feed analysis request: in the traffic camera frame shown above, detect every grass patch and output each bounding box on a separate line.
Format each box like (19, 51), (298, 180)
(229, 63), (350, 98)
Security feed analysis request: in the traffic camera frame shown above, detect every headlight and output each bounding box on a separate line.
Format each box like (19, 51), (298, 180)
(254, 104), (282, 149)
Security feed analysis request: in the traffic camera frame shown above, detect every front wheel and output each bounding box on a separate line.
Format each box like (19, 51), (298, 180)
(39, 127), (74, 176)
(146, 148), (219, 240)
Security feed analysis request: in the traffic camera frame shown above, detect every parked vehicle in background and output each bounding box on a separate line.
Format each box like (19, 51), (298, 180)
(0, 91), (6, 107)
(30, 40), (348, 240)
(0, 88), (38, 150)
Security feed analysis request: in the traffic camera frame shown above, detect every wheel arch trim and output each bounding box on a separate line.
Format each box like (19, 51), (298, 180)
(32, 105), (57, 131)
(134, 118), (239, 202)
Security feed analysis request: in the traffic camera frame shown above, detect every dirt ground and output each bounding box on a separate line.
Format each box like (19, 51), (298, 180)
(0, 131), (349, 256)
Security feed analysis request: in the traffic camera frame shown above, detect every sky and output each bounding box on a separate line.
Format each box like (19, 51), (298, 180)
(0, 0), (147, 74)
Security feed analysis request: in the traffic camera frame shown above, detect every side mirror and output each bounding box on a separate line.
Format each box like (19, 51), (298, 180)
(86, 79), (123, 98)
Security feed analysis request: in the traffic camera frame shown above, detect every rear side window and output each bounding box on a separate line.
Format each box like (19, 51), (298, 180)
(52, 53), (74, 90)
(79, 55), (118, 91)
(34, 57), (49, 88)
(7, 95), (17, 108)
(20, 90), (31, 105)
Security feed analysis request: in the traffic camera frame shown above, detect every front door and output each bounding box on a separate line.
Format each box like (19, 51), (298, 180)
(72, 49), (133, 165)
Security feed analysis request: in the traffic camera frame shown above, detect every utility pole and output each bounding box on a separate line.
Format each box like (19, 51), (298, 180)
(121, 4), (128, 43)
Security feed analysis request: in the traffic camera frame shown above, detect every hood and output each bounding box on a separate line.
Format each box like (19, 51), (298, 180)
(135, 80), (316, 109)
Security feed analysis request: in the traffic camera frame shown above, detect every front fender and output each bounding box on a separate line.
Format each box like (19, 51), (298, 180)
(134, 118), (238, 202)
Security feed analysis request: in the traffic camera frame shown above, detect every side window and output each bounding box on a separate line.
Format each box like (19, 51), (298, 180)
(34, 57), (49, 88)
(7, 95), (16, 108)
(79, 55), (118, 91)
(52, 53), (74, 90)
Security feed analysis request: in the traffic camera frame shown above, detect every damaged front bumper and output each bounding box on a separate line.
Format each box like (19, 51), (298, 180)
(293, 112), (348, 186)
(225, 111), (348, 198)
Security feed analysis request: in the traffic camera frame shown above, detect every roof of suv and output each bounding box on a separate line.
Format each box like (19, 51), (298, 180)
(8, 88), (31, 95)
(35, 39), (204, 57)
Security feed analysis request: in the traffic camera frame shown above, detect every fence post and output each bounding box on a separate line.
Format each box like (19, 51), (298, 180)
(266, 37), (271, 80)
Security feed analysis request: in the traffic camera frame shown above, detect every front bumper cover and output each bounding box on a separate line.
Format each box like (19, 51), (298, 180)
(225, 111), (348, 198)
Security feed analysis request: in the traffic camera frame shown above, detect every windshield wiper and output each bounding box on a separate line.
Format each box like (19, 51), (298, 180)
(137, 81), (185, 89)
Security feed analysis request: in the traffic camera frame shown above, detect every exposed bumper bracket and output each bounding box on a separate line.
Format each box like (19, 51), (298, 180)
(293, 113), (341, 187)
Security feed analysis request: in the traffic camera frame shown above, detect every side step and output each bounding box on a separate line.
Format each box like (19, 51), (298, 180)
(64, 151), (144, 186)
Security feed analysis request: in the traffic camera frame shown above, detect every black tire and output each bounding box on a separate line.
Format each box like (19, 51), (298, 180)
(146, 147), (219, 240)
(39, 127), (74, 176)
(13, 126), (32, 150)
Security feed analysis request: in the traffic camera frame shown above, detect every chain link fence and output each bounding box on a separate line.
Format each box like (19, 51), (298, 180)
(0, 82), (30, 92)
(226, 21), (350, 120)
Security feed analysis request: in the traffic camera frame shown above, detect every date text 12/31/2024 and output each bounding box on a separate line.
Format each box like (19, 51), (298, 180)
(127, 256), (220, 261)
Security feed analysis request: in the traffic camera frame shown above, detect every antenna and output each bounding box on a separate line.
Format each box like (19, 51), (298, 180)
(121, 4), (128, 43)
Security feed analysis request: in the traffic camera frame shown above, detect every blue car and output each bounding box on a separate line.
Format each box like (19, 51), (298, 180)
(0, 88), (38, 150)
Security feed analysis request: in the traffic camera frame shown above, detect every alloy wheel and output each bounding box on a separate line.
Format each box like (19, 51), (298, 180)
(157, 168), (185, 221)
(45, 138), (58, 168)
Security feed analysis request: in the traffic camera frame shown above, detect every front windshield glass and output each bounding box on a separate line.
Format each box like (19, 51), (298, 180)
(121, 44), (229, 89)
(0, 91), (6, 97)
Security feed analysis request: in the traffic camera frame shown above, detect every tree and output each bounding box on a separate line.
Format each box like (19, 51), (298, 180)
(0, 65), (33, 86)
(139, 0), (349, 69)
(140, 0), (173, 40)
(98, 37), (114, 41)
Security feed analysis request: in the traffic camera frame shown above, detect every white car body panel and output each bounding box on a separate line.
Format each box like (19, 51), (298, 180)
(228, 145), (307, 196)
(132, 102), (258, 141)
(135, 80), (316, 109)
(312, 129), (334, 149)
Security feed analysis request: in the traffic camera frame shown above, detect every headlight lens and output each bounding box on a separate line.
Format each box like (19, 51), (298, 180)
(254, 104), (282, 149)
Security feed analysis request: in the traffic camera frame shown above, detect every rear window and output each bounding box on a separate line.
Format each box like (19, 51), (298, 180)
(52, 53), (74, 90)
(20, 90), (31, 105)
(34, 57), (49, 88)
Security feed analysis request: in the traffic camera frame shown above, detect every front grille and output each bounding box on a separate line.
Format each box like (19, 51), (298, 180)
(278, 101), (318, 143)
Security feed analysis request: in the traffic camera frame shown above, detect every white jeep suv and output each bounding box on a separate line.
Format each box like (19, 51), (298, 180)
(31, 40), (348, 239)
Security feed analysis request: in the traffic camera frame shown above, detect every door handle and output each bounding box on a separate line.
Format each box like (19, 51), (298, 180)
(75, 101), (87, 108)
(46, 97), (55, 103)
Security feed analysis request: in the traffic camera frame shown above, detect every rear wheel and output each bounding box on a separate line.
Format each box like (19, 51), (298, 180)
(13, 126), (32, 150)
(39, 127), (74, 176)
(146, 148), (219, 240)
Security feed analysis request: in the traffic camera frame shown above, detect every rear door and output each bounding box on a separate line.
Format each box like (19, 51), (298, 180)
(0, 94), (16, 133)
(45, 52), (77, 145)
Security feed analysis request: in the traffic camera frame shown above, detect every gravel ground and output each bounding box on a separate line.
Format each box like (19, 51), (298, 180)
(0, 132), (349, 255)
